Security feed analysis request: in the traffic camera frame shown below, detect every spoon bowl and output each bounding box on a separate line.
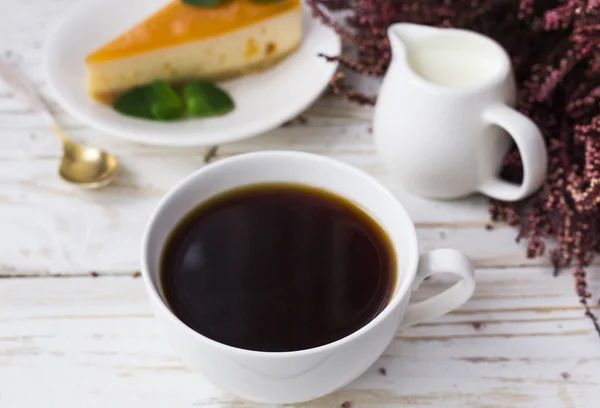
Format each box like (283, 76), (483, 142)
(59, 140), (118, 188)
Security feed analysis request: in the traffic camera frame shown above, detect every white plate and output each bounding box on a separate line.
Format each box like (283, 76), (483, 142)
(45, 0), (340, 146)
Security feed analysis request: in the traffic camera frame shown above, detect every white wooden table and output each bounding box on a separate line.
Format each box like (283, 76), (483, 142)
(1, 1), (599, 407)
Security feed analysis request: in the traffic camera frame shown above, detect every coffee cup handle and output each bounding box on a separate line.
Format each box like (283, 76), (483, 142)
(477, 105), (548, 201)
(400, 249), (475, 329)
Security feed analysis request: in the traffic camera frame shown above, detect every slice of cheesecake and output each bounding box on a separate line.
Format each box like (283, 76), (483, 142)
(85, 0), (303, 102)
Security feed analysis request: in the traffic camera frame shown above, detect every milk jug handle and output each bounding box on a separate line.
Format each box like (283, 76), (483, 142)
(478, 105), (548, 201)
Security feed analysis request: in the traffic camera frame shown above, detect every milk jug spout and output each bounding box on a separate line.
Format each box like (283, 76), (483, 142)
(387, 23), (440, 57)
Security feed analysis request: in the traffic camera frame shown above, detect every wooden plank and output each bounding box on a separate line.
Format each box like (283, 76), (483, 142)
(0, 156), (547, 276)
(0, 269), (598, 407)
(0, 120), (372, 159)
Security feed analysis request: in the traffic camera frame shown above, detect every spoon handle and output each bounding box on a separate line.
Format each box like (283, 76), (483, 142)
(0, 59), (58, 126)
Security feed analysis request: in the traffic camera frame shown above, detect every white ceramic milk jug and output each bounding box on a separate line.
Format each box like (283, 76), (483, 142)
(373, 23), (548, 201)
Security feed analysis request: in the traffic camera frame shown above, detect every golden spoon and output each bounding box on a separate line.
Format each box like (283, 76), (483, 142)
(0, 60), (118, 188)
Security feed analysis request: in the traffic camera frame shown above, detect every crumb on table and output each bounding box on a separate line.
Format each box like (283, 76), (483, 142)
(472, 321), (486, 330)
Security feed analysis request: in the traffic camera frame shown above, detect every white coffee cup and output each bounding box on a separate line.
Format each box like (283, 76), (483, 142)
(141, 151), (476, 404)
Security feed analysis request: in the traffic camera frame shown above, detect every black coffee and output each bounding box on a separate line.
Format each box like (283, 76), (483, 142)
(160, 183), (396, 352)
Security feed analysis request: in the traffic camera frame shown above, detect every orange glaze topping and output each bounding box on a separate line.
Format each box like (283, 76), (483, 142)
(86, 0), (301, 64)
